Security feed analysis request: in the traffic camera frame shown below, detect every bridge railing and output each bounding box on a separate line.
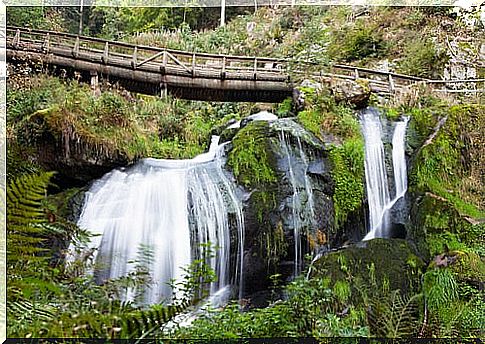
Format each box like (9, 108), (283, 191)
(6, 26), (485, 94)
(6, 27), (289, 82)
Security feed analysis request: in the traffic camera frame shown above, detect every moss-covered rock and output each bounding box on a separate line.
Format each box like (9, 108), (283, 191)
(312, 239), (426, 299)
(226, 119), (339, 295)
(329, 78), (371, 108)
(409, 192), (485, 261)
(7, 75), (248, 187)
(406, 103), (485, 261)
(227, 121), (277, 189)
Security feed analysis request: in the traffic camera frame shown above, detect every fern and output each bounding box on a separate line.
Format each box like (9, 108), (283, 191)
(7, 172), (55, 266)
(6, 172), (62, 322)
(368, 290), (422, 338)
(123, 299), (191, 338)
(7, 299), (56, 322)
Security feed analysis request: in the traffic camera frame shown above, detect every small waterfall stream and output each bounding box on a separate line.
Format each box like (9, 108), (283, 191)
(362, 109), (409, 241)
(72, 136), (245, 305)
(392, 117), (410, 200)
(278, 129), (315, 276)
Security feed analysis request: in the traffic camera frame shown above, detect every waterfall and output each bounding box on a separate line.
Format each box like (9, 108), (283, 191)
(297, 136), (315, 222)
(278, 130), (315, 276)
(392, 117), (410, 200)
(71, 136), (245, 305)
(361, 109), (391, 240)
(361, 109), (409, 241)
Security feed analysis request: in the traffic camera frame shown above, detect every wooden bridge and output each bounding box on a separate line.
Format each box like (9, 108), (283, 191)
(6, 27), (485, 102)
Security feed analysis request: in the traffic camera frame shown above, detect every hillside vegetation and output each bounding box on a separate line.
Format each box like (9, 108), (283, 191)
(6, 5), (485, 340)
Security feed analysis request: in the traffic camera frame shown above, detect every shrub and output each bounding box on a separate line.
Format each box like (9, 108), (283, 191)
(328, 22), (387, 62)
(398, 38), (448, 78)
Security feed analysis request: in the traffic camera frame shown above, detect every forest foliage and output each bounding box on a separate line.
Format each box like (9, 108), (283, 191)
(5, 4), (485, 340)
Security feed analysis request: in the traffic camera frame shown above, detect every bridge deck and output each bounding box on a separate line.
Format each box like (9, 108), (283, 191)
(6, 27), (485, 102)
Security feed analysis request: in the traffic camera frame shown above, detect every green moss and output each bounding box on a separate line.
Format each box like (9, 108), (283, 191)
(410, 193), (484, 259)
(428, 232), (469, 258)
(226, 121), (277, 189)
(275, 97), (293, 118)
(313, 239), (426, 300)
(297, 109), (321, 138)
(294, 91), (365, 230)
(226, 121), (284, 270)
(409, 104), (485, 219)
(9, 75), (251, 165)
(451, 252), (485, 282)
(297, 94), (361, 143)
(385, 108), (401, 121)
(329, 138), (365, 229)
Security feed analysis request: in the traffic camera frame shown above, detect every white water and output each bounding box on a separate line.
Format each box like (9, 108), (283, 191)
(392, 117), (410, 200)
(297, 137), (315, 222)
(226, 110), (278, 129)
(71, 136), (245, 305)
(362, 109), (409, 241)
(278, 130), (315, 276)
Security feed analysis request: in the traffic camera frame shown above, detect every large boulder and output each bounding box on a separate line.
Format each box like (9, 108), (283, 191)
(225, 117), (362, 296)
(312, 238), (426, 299)
(328, 79), (371, 108)
(408, 192), (484, 261)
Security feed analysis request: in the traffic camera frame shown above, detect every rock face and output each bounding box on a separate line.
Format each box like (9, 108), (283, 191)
(38, 137), (131, 188)
(408, 192), (484, 261)
(225, 118), (341, 295)
(20, 111), (132, 187)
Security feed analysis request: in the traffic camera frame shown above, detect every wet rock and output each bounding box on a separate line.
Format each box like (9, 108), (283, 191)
(312, 238), (426, 298)
(228, 118), (340, 296)
(240, 110), (279, 128)
(36, 137), (131, 187)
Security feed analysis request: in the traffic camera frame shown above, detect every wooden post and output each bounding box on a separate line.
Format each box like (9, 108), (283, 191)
(220, 0), (225, 27)
(160, 49), (167, 74)
(131, 47), (137, 69)
(388, 74), (395, 93)
(254, 58), (258, 80)
(102, 42), (109, 64)
(221, 56), (226, 80)
(13, 29), (20, 46)
(72, 36), (80, 58)
(90, 70), (100, 97)
(160, 81), (168, 98)
(43, 33), (50, 53)
(192, 53), (196, 77)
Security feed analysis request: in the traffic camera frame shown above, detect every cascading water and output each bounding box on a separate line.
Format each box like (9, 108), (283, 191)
(361, 109), (391, 240)
(278, 129), (315, 276)
(71, 136), (245, 305)
(297, 137), (316, 222)
(361, 109), (409, 241)
(392, 117), (410, 200)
